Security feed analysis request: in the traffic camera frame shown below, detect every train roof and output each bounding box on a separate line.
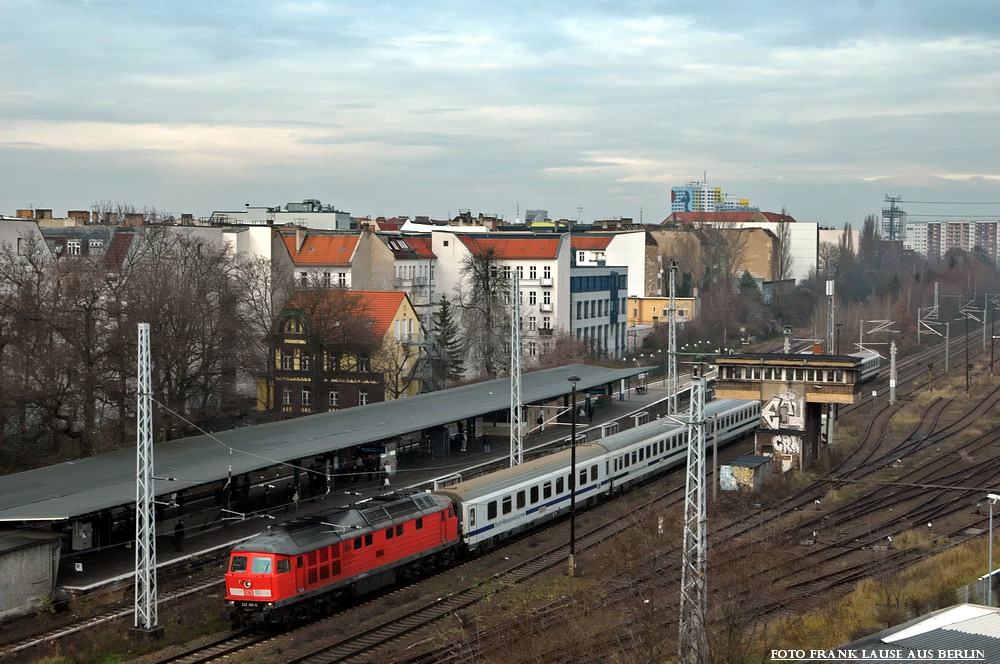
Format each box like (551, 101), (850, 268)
(594, 399), (756, 454)
(232, 490), (450, 555)
(434, 444), (607, 503)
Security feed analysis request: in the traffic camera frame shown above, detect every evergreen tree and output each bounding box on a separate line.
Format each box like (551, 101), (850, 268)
(431, 295), (465, 386)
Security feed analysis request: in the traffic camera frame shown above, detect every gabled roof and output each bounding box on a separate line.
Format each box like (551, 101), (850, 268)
(571, 236), (613, 251)
(457, 235), (561, 260)
(352, 291), (408, 338)
(282, 234), (359, 266)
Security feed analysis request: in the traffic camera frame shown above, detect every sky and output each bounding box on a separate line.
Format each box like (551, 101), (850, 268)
(3, 0), (1000, 228)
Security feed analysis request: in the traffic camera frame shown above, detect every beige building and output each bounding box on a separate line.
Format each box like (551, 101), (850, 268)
(627, 296), (698, 327)
(648, 226), (779, 284)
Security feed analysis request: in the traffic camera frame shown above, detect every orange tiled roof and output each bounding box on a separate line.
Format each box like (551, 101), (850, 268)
(571, 236), (613, 251)
(405, 236), (436, 259)
(457, 235), (560, 260)
(352, 291), (408, 338)
(282, 234), (359, 266)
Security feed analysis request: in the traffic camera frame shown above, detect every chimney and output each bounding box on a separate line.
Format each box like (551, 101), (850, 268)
(16, 209), (32, 219)
(295, 227), (307, 253)
(68, 210), (90, 224)
(813, 343), (824, 355)
(35, 209), (53, 219)
(180, 213), (194, 225)
(124, 213), (145, 227)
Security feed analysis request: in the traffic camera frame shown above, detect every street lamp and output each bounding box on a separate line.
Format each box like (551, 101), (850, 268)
(567, 375), (580, 577)
(989, 494), (1000, 606)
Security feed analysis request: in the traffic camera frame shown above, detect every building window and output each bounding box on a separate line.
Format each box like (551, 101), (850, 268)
(502, 265), (511, 279)
(543, 316), (550, 329)
(576, 301), (582, 320)
(543, 290), (551, 305)
(529, 265), (537, 279)
(301, 354), (311, 371)
(281, 352), (294, 370)
(577, 251), (585, 263)
(528, 291), (537, 305)
(359, 391), (368, 406)
(528, 341), (537, 356)
(282, 387), (292, 405)
(528, 316), (537, 331)
(358, 355), (371, 372)
(323, 272), (331, 287)
(543, 265), (551, 279)
(89, 239), (104, 250)
(329, 391), (339, 407)
(302, 387), (312, 406)
(67, 239), (81, 255)
(516, 265), (523, 279)
(338, 273), (347, 287)
(299, 272), (308, 286)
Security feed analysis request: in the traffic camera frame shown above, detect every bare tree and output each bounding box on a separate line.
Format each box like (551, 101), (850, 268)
(455, 249), (512, 378)
(375, 332), (422, 400)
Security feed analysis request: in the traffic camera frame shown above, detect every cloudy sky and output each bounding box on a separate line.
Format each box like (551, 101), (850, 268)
(3, 0), (1000, 227)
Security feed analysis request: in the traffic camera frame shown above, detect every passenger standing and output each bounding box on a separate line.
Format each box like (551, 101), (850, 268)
(382, 462), (392, 488)
(353, 457), (363, 484)
(458, 432), (467, 452)
(173, 520), (186, 552)
(482, 434), (491, 454)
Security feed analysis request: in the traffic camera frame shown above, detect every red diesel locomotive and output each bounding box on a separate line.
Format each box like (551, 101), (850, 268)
(225, 490), (460, 627)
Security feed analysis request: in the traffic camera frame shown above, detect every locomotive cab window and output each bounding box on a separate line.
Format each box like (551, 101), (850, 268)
(251, 557), (272, 574)
(277, 559), (291, 573)
(297, 556), (303, 568)
(396, 524), (404, 536)
(385, 527), (394, 540)
(353, 538), (362, 550)
(365, 534), (373, 546)
(415, 517), (423, 530)
(230, 556), (247, 572)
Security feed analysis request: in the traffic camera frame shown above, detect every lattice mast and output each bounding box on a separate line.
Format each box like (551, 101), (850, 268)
(668, 260), (679, 414)
(678, 369), (708, 664)
(509, 271), (523, 466)
(134, 323), (158, 631)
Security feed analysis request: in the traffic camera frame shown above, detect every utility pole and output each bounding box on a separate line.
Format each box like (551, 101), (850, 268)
(134, 323), (160, 635)
(679, 368), (708, 664)
(991, 304), (996, 376)
(889, 341), (897, 405)
(966, 314), (971, 392)
(945, 322), (950, 374)
(826, 280), (835, 353)
(510, 271), (523, 466)
(668, 261), (679, 415)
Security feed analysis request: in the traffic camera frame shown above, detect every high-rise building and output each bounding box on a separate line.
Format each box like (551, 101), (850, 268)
(670, 181), (756, 213)
(903, 219), (1000, 264)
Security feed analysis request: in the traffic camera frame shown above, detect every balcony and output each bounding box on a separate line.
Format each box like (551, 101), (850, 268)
(539, 303), (553, 312)
(540, 277), (553, 286)
(538, 327), (553, 336)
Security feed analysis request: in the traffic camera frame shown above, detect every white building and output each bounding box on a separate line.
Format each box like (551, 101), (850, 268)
(431, 231), (572, 364)
(571, 231), (651, 297)
(210, 199), (352, 231)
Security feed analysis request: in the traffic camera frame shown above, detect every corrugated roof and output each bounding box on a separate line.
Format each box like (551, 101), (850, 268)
(0, 364), (649, 522)
(282, 234), (359, 266)
(571, 236), (613, 251)
(458, 235), (561, 260)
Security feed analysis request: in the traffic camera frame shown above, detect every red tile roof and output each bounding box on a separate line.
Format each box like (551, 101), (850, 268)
(282, 234), (359, 266)
(352, 291), (408, 338)
(457, 235), (560, 260)
(405, 236), (436, 259)
(571, 236), (613, 251)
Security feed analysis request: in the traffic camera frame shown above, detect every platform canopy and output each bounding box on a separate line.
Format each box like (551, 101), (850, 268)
(0, 364), (646, 522)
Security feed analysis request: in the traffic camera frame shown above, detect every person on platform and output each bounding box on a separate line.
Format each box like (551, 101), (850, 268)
(173, 519), (186, 552)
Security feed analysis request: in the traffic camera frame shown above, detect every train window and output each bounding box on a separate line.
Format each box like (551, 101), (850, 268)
(591, 465), (598, 481)
(353, 538), (362, 550)
(613, 458), (619, 472)
(277, 559), (291, 573)
(659, 440), (664, 454)
(530, 486), (539, 503)
(470, 508), (476, 526)
(579, 469), (586, 486)
(251, 557), (272, 574)
(543, 482), (552, 499)
(396, 524), (404, 536)
(795, 369), (803, 381)
(298, 556), (304, 568)
(385, 527), (394, 540)
(638, 448), (644, 462)
(487, 501), (497, 520)
(835, 370), (843, 382)
(365, 534), (373, 546)
(416, 517), (423, 530)
(631, 451), (637, 465)
(230, 556), (247, 572)
(502, 496), (512, 515)
(806, 369), (815, 381)
(516, 491), (526, 509)
(556, 477), (564, 494)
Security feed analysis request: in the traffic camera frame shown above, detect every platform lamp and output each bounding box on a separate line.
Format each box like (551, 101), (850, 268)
(989, 493), (1000, 606)
(567, 375), (580, 577)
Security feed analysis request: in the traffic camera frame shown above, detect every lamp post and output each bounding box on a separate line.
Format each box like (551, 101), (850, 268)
(989, 494), (1000, 606)
(568, 375), (580, 577)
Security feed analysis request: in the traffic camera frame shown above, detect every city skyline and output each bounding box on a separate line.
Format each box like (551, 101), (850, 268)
(3, 1), (1000, 227)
